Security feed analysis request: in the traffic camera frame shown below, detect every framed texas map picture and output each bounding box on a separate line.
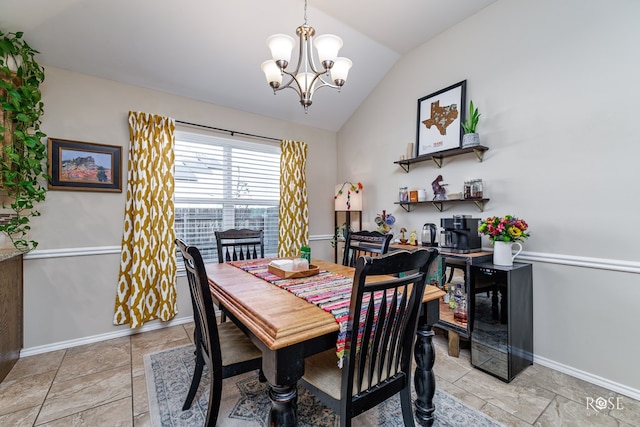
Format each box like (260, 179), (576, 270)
(416, 80), (466, 156)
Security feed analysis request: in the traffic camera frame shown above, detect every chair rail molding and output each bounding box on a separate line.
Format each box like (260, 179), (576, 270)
(23, 242), (640, 274)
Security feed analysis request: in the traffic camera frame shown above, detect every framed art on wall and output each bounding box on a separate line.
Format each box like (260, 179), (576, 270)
(47, 138), (122, 192)
(416, 80), (466, 156)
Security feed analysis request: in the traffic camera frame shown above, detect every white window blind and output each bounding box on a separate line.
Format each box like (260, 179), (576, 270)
(174, 130), (280, 266)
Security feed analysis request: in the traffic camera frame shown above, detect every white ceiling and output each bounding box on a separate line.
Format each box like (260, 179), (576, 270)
(1, 0), (497, 131)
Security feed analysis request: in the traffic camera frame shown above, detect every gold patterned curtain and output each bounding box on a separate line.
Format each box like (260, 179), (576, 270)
(278, 140), (309, 257)
(113, 111), (177, 328)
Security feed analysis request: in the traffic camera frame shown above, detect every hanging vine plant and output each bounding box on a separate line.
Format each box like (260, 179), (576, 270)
(0, 30), (48, 252)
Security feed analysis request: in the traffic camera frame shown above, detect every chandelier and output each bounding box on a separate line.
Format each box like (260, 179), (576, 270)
(261, 0), (352, 112)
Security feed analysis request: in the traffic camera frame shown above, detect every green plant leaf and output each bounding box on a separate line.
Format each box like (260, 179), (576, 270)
(0, 30), (47, 253)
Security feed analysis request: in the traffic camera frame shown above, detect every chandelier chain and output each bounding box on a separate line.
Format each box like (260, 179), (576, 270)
(304, 0), (308, 25)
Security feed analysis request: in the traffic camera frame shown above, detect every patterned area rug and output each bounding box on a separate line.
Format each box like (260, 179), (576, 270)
(144, 345), (503, 427)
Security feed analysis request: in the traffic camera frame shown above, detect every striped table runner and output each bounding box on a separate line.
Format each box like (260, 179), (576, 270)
(229, 258), (356, 365)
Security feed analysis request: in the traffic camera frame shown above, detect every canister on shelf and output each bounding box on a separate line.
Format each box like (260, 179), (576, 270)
(409, 190), (418, 202)
(399, 186), (409, 202)
(464, 181), (472, 199)
(471, 179), (483, 198)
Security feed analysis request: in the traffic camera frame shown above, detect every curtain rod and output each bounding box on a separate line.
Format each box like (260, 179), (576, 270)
(175, 120), (281, 143)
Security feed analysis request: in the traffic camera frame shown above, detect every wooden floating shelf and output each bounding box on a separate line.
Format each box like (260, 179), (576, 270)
(394, 145), (489, 171)
(394, 198), (490, 212)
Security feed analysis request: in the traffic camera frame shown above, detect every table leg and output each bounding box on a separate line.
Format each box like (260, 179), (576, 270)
(268, 384), (298, 426)
(414, 299), (439, 426)
(262, 346), (303, 427)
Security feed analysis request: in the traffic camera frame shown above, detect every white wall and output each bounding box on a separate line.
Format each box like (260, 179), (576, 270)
(23, 66), (337, 350)
(337, 0), (640, 397)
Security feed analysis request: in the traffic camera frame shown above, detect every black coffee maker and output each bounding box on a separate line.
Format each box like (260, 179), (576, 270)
(440, 215), (482, 253)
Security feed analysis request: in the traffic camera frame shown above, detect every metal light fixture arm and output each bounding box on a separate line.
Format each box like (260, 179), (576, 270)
(262, 0), (352, 112)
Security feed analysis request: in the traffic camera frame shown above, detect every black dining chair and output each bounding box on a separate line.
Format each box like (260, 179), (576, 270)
(214, 228), (264, 321)
(176, 239), (263, 427)
(342, 230), (393, 267)
(215, 228), (264, 263)
(300, 247), (439, 427)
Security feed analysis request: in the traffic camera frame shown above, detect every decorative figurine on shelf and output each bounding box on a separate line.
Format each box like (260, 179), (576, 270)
(399, 227), (408, 244)
(409, 229), (418, 245)
(431, 174), (447, 201)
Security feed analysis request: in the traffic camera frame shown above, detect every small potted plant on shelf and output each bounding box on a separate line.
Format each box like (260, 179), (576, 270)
(461, 100), (481, 148)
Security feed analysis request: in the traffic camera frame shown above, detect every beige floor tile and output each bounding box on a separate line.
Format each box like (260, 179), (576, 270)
(534, 394), (632, 427)
(129, 325), (192, 377)
(129, 325), (191, 353)
(133, 411), (151, 427)
(480, 401), (533, 427)
(0, 405), (40, 427)
(36, 365), (131, 424)
(3, 349), (65, 381)
(515, 362), (617, 407)
(132, 373), (148, 416)
(0, 371), (56, 416)
(131, 337), (191, 378)
(609, 392), (640, 426)
(65, 336), (131, 357)
(55, 338), (131, 382)
(35, 396), (133, 427)
(454, 367), (555, 424)
(434, 376), (487, 410)
(184, 321), (195, 341)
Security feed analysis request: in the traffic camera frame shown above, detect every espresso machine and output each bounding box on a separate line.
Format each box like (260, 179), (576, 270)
(440, 215), (482, 253)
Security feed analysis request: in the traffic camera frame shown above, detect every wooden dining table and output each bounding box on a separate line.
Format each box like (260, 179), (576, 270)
(205, 257), (445, 426)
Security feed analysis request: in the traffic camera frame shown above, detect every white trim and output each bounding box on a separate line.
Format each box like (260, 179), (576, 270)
(514, 251), (640, 274)
(533, 354), (640, 401)
(24, 246), (121, 260)
(310, 234), (334, 241)
(19, 316), (194, 357)
(23, 242), (640, 274)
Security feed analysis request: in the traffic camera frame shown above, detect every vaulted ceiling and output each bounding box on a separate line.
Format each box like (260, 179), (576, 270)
(1, 0), (497, 131)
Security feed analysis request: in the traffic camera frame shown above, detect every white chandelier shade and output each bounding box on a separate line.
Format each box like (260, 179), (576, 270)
(261, 0), (352, 111)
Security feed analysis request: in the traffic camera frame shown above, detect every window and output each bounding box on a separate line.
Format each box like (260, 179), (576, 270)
(174, 130), (280, 267)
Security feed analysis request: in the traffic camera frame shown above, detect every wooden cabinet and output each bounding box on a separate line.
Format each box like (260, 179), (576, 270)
(0, 251), (23, 382)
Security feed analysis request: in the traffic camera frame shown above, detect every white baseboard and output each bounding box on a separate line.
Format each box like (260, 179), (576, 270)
(533, 354), (640, 401)
(19, 315), (195, 357)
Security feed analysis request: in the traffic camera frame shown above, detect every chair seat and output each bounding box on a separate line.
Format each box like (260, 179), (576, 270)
(302, 349), (400, 401)
(219, 322), (262, 366)
(303, 349), (343, 400)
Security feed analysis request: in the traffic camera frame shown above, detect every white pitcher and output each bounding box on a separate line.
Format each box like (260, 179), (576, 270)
(493, 241), (522, 267)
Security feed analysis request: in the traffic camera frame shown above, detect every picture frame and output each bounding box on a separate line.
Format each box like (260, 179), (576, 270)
(47, 138), (122, 192)
(415, 80), (466, 156)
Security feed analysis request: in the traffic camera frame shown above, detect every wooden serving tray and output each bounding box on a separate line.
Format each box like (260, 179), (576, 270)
(268, 264), (320, 279)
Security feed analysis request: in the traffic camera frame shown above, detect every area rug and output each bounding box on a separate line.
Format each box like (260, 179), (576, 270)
(144, 345), (503, 427)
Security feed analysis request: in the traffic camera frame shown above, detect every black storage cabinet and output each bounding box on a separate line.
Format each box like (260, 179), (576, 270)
(469, 262), (533, 382)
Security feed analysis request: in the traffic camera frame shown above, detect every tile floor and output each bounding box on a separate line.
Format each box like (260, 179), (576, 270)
(0, 323), (637, 426)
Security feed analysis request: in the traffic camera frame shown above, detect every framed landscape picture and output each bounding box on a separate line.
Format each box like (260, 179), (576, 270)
(47, 138), (122, 192)
(416, 80), (466, 156)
